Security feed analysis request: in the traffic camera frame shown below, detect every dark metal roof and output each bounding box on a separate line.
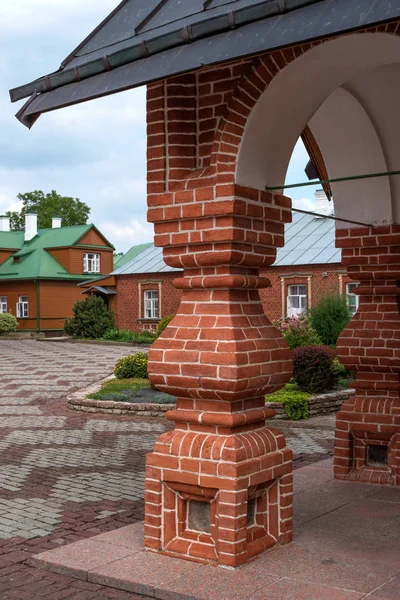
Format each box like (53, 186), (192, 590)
(81, 285), (116, 295)
(11, 0), (400, 128)
(112, 212), (341, 275)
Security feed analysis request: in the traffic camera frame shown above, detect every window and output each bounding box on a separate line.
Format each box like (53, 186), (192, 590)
(17, 295), (28, 318)
(144, 290), (159, 319)
(346, 282), (359, 315)
(0, 297), (7, 313)
(287, 285), (307, 317)
(83, 253), (100, 273)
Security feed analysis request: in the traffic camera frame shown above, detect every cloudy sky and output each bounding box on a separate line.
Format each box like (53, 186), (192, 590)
(2, 0), (317, 253)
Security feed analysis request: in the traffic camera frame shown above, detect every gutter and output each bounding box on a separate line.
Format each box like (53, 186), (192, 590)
(9, 0), (320, 103)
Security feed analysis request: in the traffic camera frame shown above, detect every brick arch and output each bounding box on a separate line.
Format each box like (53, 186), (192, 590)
(212, 24), (400, 189)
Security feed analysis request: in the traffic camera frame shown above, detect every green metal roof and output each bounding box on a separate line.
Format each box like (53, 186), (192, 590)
(114, 242), (153, 269)
(0, 224), (113, 281)
(0, 231), (25, 250)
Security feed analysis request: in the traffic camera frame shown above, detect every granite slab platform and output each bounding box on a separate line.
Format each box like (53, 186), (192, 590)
(29, 459), (400, 600)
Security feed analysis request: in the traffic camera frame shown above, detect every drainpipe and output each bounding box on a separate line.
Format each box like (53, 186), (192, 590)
(35, 280), (41, 332)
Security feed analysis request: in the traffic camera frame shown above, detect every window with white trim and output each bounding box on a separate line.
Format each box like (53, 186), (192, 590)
(346, 282), (360, 315)
(17, 295), (28, 318)
(287, 285), (307, 317)
(0, 296), (7, 313)
(83, 253), (100, 273)
(144, 290), (159, 319)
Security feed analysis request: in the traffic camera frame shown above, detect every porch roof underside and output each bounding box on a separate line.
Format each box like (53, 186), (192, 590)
(11, 0), (400, 128)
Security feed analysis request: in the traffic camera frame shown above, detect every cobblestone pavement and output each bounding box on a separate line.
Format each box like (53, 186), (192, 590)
(0, 340), (334, 599)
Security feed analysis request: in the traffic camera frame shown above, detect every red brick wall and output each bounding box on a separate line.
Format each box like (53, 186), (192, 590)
(114, 264), (354, 332)
(116, 273), (181, 333)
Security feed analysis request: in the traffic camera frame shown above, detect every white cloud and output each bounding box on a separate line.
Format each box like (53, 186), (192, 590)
(293, 197), (316, 212)
(100, 219), (154, 252)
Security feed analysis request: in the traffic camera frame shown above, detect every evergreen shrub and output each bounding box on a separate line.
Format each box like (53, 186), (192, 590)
(156, 315), (175, 338)
(309, 294), (352, 346)
(64, 296), (114, 339)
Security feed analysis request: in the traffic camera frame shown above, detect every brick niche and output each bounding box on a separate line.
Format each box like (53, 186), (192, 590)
(144, 184), (293, 567)
(335, 225), (400, 485)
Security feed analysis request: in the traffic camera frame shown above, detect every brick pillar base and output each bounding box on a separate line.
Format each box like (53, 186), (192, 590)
(335, 225), (400, 485)
(144, 184), (293, 567)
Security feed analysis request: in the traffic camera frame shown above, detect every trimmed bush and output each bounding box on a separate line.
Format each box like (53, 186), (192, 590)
(64, 296), (114, 339)
(114, 352), (148, 379)
(309, 294), (352, 347)
(0, 313), (18, 336)
(156, 315), (175, 338)
(293, 345), (335, 393)
(276, 316), (320, 349)
(266, 383), (311, 420)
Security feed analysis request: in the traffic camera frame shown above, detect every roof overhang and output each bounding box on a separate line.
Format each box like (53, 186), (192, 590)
(81, 285), (117, 295)
(11, 0), (400, 128)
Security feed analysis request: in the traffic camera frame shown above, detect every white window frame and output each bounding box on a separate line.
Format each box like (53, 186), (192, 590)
(346, 282), (360, 315)
(0, 296), (7, 313)
(17, 295), (28, 318)
(144, 290), (159, 320)
(287, 284), (307, 318)
(83, 253), (100, 273)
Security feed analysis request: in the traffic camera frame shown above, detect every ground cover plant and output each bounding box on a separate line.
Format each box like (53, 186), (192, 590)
(103, 328), (156, 344)
(266, 383), (311, 420)
(88, 378), (176, 404)
(64, 296), (114, 339)
(0, 313), (18, 335)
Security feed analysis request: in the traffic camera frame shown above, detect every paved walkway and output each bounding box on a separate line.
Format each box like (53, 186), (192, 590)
(0, 340), (335, 599)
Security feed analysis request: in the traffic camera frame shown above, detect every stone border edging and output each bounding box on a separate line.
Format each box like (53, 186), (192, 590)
(67, 375), (174, 417)
(266, 388), (354, 419)
(39, 337), (152, 349)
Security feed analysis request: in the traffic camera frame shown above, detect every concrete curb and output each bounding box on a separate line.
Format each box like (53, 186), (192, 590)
(39, 338), (152, 349)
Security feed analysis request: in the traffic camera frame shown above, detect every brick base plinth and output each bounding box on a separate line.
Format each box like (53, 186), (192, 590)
(145, 427), (292, 567)
(334, 225), (400, 485)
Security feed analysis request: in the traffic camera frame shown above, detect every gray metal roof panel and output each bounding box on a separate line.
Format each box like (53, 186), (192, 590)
(11, 0), (400, 127)
(115, 213), (341, 273)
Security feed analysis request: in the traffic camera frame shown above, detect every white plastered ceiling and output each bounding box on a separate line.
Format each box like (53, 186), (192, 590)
(236, 33), (400, 227)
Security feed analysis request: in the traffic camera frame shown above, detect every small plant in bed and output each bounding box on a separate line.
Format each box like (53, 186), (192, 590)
(88, 378), (176, 404)
(266, 383), (311, 420)
(103, 328), (156, 344)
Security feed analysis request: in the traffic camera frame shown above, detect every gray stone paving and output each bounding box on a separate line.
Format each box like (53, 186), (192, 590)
(0, 340), (334, 543)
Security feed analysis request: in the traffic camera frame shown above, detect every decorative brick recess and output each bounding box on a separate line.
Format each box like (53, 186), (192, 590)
(145, 184), (293, 567)
(335, 225), (400, 485)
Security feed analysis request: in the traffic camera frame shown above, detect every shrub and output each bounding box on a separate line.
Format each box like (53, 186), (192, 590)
(331, 358), (353, 389)
(114, 352), (148, 379)
(103, 328), (156, 344)
(309, 294), (352, 347)
(64, 296), (114, 339)
(156, 315), (175, 338)
(276, 316), (320, 349)
(266, 383), (311, 420)
(0, 313), (18, 335)
(293, 345), (335, 393)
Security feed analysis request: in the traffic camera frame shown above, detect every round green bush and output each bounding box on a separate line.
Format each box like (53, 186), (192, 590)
(265, 383), (311, 420)
(114, 352), (148, 379)
(0, 313), (18, 335)
(156, 315), (175, 338)
(293, 345), (335, 393)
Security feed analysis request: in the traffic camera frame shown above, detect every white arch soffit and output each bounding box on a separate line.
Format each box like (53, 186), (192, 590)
(235, 32), (400, 227)
(308, 87), (391, 227)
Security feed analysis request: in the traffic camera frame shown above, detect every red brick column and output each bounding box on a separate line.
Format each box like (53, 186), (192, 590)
(144, 184), (293, 567)
(335, 225), (400, 485)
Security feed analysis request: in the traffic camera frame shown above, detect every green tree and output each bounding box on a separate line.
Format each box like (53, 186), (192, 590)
(7, 190), (90, 231)
(309, 294), (352, 347)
